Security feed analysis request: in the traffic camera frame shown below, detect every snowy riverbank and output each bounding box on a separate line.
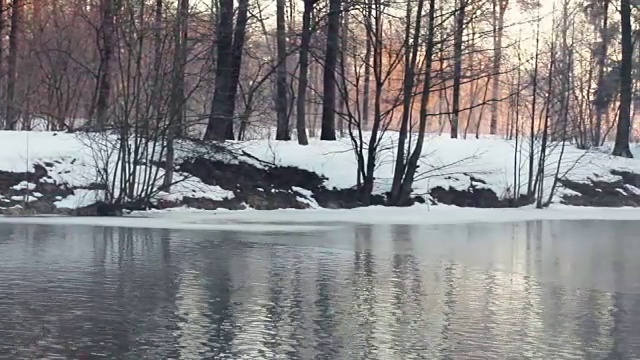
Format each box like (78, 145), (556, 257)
(1, 131), (640, 215)
(1, 205), (639, 231)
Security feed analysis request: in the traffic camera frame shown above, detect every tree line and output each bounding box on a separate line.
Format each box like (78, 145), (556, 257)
(0, 0), (636, 206)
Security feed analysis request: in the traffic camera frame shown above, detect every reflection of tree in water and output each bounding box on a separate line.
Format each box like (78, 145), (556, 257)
(438, 261), (458, 359)
(202, 232), (236, 358)
(82, 227), (126, 355)
(479, 268), (498, 352)
(143, 228), (180, 358)
(263, 246), (286, 356)
(0, 223), (15, 247)
(576, 289), (612, 356)
(175, 268), (210, 359)
(606, 235), (637, 359)
(3, 221), (640, 358)
(113, 228), (136, 353)
(352, 224), (377, 359)
(313, 250), (341, 358)
(27, 224), (54, 251)
(389, 224), (428, 354)
(83, 227), (182, 358)
(286, 250), (309, 359)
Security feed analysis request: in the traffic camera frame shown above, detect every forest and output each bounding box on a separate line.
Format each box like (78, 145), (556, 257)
(0, 0), (638, 210)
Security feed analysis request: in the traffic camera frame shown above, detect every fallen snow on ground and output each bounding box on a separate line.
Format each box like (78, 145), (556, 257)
(135, 204), (640, 225)
(54, 189), (103, 209)
(11, 181), (36, 191)
(1, 204), (640, 231)
(0, 214), (333, 232)
(1, 131), (640, 208)
(155, 174), (235, 203)
(0, 131), (234, 208)
(291, 186), (320, 208)
(242, 134), (640, 201)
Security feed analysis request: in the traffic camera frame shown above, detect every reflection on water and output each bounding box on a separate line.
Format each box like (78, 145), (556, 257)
(1, 220), (640, 359)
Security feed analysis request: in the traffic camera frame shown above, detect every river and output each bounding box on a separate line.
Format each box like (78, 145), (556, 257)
(0, 220), (639, 359)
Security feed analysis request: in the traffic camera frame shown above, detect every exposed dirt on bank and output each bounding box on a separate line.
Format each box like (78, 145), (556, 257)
(560, 170), (640, 207)
(1, 157), (639, 216)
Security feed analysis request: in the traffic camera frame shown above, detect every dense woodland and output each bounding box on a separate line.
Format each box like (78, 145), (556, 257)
(0, 0), (638, 207)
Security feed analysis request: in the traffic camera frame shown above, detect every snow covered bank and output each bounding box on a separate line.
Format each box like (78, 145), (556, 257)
(137, 204), (640, 225)
(1, 131), (640, 215)
(242, 135), (640, 202)
(1, 205), (639, 230)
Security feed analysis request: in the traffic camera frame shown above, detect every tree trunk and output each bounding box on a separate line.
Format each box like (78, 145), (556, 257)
(527, 18), (541, 197)
(489, 0), (507, 135)
(205, 0), (233, 140)
(390, 0), (424, 198)
(93, 0), (116, 131)
(150, 0), (163, 130)
(612, 0), (633, 158)
(296, 0), (313, 145)
(164, 0), (189, 190)
(361, 0), (372, 130)
(204, 0), (248, 141)
(594, 0), (609, 147)
(0, 0), (5, 127)
(451, 0), (465, 139)
(226, 0), (248, 138)
(359, 0), (383, 203)
(320, 0), (341, 140)
(337, 0), (350, 137)
(309, 61), (319, 137)
(394, 0), (436, 205)
(5, 0), (21, 130)
(275, 0), (290, 140)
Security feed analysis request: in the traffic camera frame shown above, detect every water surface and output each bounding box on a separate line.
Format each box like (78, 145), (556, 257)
(0, 220), (639, 359)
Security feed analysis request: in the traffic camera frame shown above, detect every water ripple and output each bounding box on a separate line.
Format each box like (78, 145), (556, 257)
(0, 221), (639, 358)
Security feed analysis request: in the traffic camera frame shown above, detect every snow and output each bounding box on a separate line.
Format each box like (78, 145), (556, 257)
(10, 195), (38, 202)
(0, 131), (234, 209)
(242, 134), (640, 202)
(139, 204), (640, 225)
(0, 205), (639, 231)
(292, 186), (319, 208)
(54, 189), (102, 209)
(624, 184), (640, 195)
(11, 181), (37, 191)
(157, 175), (234, 203)
(0, 131), (640, 212)
(0, 214), (332, 232)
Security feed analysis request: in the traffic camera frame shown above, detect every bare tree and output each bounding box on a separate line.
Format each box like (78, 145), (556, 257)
(489, 0), (507, 135)
(275, 0), (290, 140)
(591, 0), (609, 147)
(612, 0), (633, 157)
(451, 0), (467, 139)
(336, 0), (350, 137)
(164, 0), (190, 190)
(204, 0), (249, 140)
(91, 0), (118, 130)
(296, 0), (315, 145)
(388, 0), (436, 206)
(0, 0), (5, 126)
(320, 0), (341, 140)
(387, 0), (439, 205)
(5, 0), (21, 130)
(361, 0), (372, 130)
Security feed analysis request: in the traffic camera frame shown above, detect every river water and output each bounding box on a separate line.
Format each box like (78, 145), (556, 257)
(0, 220), (639, 359)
